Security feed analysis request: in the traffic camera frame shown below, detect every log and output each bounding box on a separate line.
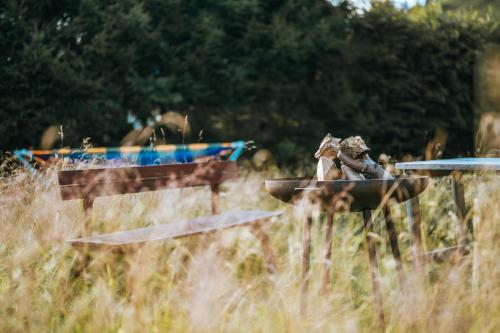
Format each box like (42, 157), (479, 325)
(315, 133), (393, 180)
(341, 165), (365, 180)
(314, 133), (342, 160)
(337, 151), (393, 180)
(340, 136), (370, 159)
(317, 157), (341, 181)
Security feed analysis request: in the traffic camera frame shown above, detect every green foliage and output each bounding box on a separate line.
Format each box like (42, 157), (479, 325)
(347, 2), (499, 156)
(439, 0), (500, 18)
(1, 0), (498, 164)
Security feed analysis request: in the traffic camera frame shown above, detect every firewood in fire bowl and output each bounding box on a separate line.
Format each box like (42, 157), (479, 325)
(315, 134), (393, 181)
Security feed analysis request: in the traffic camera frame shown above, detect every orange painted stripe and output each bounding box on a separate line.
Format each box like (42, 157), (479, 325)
(155, 145), (176, 152)
(87, 147), (107, 154)
(30, 150), (55, 155)
(57, 148), (71, 154)
(33, 156), (48, 165)
(120, 146), (142, 154)
(25, 142), (235, 156)
(187, 143), (209, 150)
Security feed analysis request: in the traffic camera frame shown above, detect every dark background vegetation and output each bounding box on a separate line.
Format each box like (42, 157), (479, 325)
(1, 0), (499, 165)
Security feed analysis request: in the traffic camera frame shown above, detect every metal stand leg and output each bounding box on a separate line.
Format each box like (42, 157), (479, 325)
(451, 172), (469, 254)
(406, 197), (425, 271)
(301, 214), (313, 316)
(471, 198), (480, 289)
(362, 210), (385, 328)
(321, 211), (335, 294)
(383, 205), (406, 290)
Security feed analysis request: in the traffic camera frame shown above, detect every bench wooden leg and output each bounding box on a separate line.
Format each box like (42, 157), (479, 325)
(406, 197), (425, 272)
(83, 197), (94, 211)
(383, 205), (406, 290)
(125, 245), (148, 302)
(451, 172), (469, 255)
(82, 197), (94, 237)
(301, 214), (313, 316)
(71, 251), (91, 279)
(362, 210), (385, 329)
(321, 211), (335, 294)
(210, 184), (220, 215)
(70, 196), (95, 278)
(250, 223), (278, 273)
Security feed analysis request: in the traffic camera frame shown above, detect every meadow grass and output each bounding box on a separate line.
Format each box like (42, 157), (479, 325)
(0, 167), (499, 332)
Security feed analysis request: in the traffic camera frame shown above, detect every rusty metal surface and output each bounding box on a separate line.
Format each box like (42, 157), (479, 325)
(58, 161), (238, 200)
(68, 210), (283, 247)
(265, 176), (429, 212)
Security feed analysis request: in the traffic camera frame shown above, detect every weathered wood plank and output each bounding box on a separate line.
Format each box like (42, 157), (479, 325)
(58, 161), (238, 200)
(58, 160), (237, 185)
(68, 210), (282, 247)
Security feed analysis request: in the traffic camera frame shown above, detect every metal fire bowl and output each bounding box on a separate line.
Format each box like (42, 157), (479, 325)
(265, 176), (429, 212)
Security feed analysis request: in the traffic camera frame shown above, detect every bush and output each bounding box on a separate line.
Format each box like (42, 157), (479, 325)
(1, 0), (498, 164)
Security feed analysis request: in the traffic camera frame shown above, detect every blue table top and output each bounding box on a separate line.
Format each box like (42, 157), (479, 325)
(396, 158), (500, 171)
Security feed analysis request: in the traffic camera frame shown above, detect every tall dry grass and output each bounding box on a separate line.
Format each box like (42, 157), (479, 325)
(0, 167), (499, 332)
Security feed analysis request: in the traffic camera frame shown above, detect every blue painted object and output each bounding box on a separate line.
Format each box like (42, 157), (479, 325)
(14, 141), (247, 171)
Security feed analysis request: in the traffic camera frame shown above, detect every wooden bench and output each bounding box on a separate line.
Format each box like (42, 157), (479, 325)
(58, 160), (281, 270)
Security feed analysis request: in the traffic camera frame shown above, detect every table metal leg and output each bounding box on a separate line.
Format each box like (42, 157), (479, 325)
(406, 196), (425, 271)
(472, 198), (480, 289)
(301, 214), (313, 316)
(362, 210), (385, 328)
(383, 205), (406, 290)
(321, 211), (335, 294)
(451, 172), (469, 254)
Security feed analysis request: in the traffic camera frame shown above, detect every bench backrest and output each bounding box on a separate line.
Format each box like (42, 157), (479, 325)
(57, 161), (238, 213)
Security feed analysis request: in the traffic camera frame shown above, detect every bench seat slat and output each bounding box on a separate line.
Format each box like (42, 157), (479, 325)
(68, 210), (283, 247)
(58, 161), (237, 186)
(58, 161), (238, 200)
(59, 174), (234, 200)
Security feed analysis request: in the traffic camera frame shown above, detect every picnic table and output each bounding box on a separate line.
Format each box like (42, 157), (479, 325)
(396, 158), (500, 260)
